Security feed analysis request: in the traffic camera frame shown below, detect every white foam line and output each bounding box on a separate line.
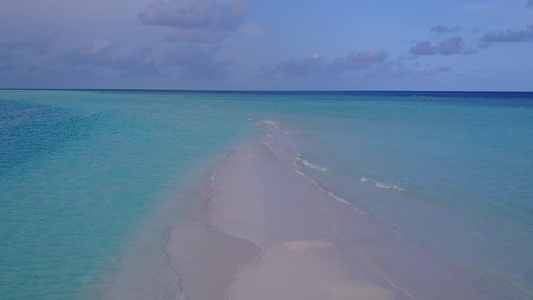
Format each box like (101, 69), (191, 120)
(262, 120), (277, 125)
(296, 155), (328, 172)
(256, 133), (414, 299)
(291, 159), (367, 215)
(361, 177), (404, 192)
(301, 159), (328, 172)
(264, 133), (362, 214)
(262, 120), (281, 130)
(380, 273), (417, 300)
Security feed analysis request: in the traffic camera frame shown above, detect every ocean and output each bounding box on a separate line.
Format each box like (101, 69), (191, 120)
(0, 90), (532, 299)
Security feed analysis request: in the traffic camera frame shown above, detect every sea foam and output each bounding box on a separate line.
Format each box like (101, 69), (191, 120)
(361, 177), (404, 192)
(262, 120), (280, 130)
(296, 154), (328, 172)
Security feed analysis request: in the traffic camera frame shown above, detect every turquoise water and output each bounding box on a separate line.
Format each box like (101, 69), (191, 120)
(1, 90), (532, 299)
(0, 91), (254, 299)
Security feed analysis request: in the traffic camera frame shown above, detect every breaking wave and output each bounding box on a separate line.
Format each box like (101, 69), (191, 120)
(361, 177), (404, 192)
(296, 154), (328, 172)
(262, 120), (280, 130)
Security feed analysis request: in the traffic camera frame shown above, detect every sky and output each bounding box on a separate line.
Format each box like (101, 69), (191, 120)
(0, 0), (532, 91)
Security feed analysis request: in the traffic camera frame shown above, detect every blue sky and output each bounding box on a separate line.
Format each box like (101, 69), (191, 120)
(1, 0), (532, 90)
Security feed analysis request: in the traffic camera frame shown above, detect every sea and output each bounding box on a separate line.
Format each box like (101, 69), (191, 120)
(0, 90), (531, 299)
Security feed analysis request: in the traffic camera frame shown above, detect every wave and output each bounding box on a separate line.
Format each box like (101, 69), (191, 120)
(296, 155), (328, 172)
(302, 160), (328, 172)
(361, 177), (404, 192)
(262, 120), (280, 130)
(291, 159), (367, 215)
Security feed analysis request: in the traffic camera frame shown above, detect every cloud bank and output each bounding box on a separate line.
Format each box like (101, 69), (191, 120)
(139, 0), (249, 43)
(430, 25), (461, 34)
(0, 33), (58, 54)
(0, 33), (59, 72)
(59, 40), (231, 79)
(274, 49), (388, 78)
(481, 25), (533, 44)
(410, 36), (474, 55)
(59, 40), (157, 77)
(164, 47), (229, 78)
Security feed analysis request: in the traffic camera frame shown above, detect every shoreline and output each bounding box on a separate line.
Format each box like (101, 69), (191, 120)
(97, 120), (510, 300)
(2, 91), (530, 300)
(207, 138), (410, 300)
(167, 119), (507, 300)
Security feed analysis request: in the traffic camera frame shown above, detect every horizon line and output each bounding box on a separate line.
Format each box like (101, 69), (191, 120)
(1, 88), (533, 94)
